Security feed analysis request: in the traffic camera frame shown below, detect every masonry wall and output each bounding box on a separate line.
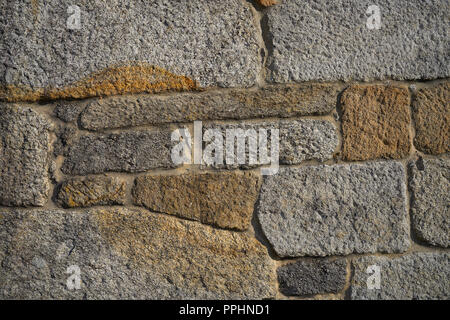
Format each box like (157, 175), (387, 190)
(0, 0), (448, 300)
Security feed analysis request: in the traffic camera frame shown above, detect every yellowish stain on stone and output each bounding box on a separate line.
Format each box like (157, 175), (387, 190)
(93, 208), (276, 297)
(0, 63), (201, 103)
(257, 0), (277, 7)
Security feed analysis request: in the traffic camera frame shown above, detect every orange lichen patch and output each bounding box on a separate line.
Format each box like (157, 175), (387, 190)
(257, 0), (277, 7)
(0, 63), (200, 103)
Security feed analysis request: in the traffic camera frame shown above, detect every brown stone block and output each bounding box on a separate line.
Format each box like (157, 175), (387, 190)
(341, 85), (411, 161)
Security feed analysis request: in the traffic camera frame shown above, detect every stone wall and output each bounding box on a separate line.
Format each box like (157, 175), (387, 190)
(0, 0), (448, 300)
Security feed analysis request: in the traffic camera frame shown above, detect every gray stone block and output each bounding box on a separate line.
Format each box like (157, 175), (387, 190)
(350, 252), (450, 300)
(257, 161), (410, 257)
(0, 103), (51, 206)
(266, 0), (449, 82)
(0, 208), (276, 299)
(0, 0), (260, 91)
(61, 130), (175, 175)
(202, 119), (338, 168)
(78, 84), (341, 130)
(278, 259), (347, 296)
(409, 158), (450, 247)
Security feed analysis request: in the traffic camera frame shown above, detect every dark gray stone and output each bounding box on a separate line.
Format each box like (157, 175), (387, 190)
(61, 130), (175, 175)
(278, 259), (347, 296)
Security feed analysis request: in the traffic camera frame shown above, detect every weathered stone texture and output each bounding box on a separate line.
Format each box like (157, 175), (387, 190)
(0, 0), (260, 100)
(409, 158), (449, 247)
(0, 103), (51, 206)
(54, 100), (89, 123)
(79, 84), (340, 130)
(412, 83), (449, 155)
(266, 0), (449, 82)
(56, 176), (126, 208)
(257, 161), (410, 257)
(277, 259), (347, 296)
(133, 172), (259, 231)
(0, 208), (276, 299)
(202, 119), (338, 168)
(341, 85), (411, 161)
(61, 130), (175, 175)
(351, 253), (450, 300)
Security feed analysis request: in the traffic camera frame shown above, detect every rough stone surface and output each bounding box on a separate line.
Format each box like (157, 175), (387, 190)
(54, 100), (89, 123)
(202, 119), (338, 168)
(56, 176), (127, 208)
(133, 172), (260, 231)
(277, 259), (347, 296)
(409, 158), (450, 247)
(257, 161), (410, 257)
(341, 85), (411, 161)
(79, 84), (341, 130)
(0, 0), (260, 96)
(266, 0), (449, 82)
(412, 82), (450, 155)
(0, 208), (276, 299)
(0, 103), (51, 206)
(351, 252), (450, 300)
(61, 130), (175, 175)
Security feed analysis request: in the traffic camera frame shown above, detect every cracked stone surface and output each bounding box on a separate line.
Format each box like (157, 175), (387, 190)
(0, 208), (276, 299)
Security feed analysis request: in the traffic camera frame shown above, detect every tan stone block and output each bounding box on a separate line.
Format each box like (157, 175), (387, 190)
(133, 171), (260, 231)
(341, 85), (411, 161)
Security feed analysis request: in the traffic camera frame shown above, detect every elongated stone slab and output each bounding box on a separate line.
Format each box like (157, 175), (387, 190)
(133, 171), (260, 231)
(61, 130), (175, 175)
(78, 84), (340, 130)
(409, 158), (450, 247)
(0, 103), (51, 206)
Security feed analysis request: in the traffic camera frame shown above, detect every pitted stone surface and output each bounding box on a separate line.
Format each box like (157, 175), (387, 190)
(409, 158), (450, 247)
(61, 130), (175, 175)
(0, 0), (260, 94)
(133, 172), (260, 231)
(412, 82), (450, 155)
(341, 85), (411, 161)
(54, 100), (89, 123)
(277, 259), (347, 296)
(0, 103), (51, 206)
(0, 208), (276, 299)
(266, 0), (449, 82)
(351, 252), (450, 300)
(79, 84), (340, 130)
(202, 119), (338, 168)
(56, 176), (126, 208)
(257, 161), (409, 257)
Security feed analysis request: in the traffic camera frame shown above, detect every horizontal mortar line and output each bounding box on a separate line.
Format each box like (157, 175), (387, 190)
(3, 78), (448, 105)
(74, 113), (338, 134)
